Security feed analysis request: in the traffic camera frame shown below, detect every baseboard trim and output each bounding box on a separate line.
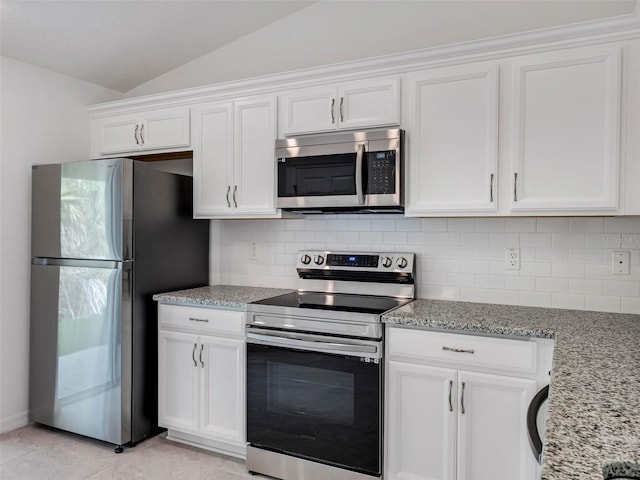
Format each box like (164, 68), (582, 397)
(0, 411), (29, 434)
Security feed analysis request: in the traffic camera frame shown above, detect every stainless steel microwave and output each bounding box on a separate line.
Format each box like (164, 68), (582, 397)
(276, 128), (404, 213)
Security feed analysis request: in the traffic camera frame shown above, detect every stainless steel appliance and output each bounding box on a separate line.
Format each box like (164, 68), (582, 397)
(276, 128), (404, 213)
(29, 158), (209, 451)
(245, 251), (416, 480)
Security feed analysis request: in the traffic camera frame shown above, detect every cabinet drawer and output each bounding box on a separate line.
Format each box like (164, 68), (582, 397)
(388, 327), (537, 376)
(159, 304), (244, 337)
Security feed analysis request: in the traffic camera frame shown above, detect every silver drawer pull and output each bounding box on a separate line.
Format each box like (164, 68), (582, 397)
(442, 346), (475, 354)
(189, 317), (209, 323)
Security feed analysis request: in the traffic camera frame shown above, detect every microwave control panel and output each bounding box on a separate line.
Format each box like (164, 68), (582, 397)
(367, 151), (396, 194)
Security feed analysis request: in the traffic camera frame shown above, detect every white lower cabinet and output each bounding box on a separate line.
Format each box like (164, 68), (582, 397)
(158, 304), (245, 458)
(386, 327), (545, 480)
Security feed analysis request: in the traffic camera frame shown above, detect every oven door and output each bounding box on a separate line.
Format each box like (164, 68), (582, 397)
(246, 328), (382, 476)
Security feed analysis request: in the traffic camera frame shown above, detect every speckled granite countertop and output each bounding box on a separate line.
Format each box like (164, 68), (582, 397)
(382, 299), (640, 480)
(152, 285), (292, 309)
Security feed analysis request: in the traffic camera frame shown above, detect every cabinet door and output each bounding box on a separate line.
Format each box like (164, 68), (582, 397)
(192, 102), (234, 218)
(93, 113), (140, 155)
(140, 106), (190, 151)
(199, 335), (245, 444)
(406, 62), (499, 215)
(233, 96), (277, 215)
(386, 361), (456, 480)
(337, 77), (400, 131)
(158, 330), (200, 433)
(510, 45), (621, 212)
(278, 86), (338, 136)
(456, 371), (537, 480)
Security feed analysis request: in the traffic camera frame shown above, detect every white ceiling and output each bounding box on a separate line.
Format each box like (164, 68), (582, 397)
(0, 0), (313, 92)
(1, 0), (637, 94)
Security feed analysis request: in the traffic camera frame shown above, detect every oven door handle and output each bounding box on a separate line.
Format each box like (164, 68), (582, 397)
(246, 331), (379, 357)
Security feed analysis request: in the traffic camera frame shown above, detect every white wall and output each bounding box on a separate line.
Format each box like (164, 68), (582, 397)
(0, 56), (122, 433)
(124, 0), (635, 98)
(219, 216), (640, 314)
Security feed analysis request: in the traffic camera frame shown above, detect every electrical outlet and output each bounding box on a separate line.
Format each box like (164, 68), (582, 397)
(612, 251), (630, 275)
(505, 248), (520, 270)
(250, 242), (260, 260)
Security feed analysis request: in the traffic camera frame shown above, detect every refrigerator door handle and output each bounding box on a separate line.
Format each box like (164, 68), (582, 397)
(32, 258), (120, 269)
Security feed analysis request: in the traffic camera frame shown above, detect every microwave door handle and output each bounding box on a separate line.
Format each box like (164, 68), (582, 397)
(355, 143), (365, 205)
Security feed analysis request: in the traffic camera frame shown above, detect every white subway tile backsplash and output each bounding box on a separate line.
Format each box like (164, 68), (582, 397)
(603, 280), (640, 297)
(551, 293), (585, 310)
(461, 233), (490, 247)
(551, 263), (585, 279)
(621, 297), (640, 314)
(570, 218), (604, 232)
(551, 233), (586, 249)
(421, 218), (448, 232)
(520, 233), (552, 248)
(604, 218), (640, 233)
(535, 248), (569, 263)
(519, 291), (552, 308)
(569, 278), (603, 295)
(586, 233), (621, 249)
(505, 218), (536, 232)
(218, 216), (637, 315)
(537, 218), (570, 233)
(585, 295), (621, 313)
(536, 277), (568, 293)
(489, 233), (520, 247)
(476, 218), (505, 232)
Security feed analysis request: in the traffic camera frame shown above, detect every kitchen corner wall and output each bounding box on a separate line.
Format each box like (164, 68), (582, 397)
(219, 216), (640, 314)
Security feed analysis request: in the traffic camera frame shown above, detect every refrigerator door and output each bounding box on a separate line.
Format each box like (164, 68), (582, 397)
(29, 258), (133, 446)
(31, 159), (132, 261)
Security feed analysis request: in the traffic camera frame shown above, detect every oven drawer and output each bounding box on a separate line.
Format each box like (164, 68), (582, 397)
(158, 303), (244, 337)
(388, 327), (537, 377)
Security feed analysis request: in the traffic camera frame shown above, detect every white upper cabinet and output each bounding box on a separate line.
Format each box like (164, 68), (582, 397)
(91, 106), (190, 157)
(509, 45), (622, 213)
(192, 95), (278, 218)
(278, 76), (400, 136)
(405, 62), (499, 216)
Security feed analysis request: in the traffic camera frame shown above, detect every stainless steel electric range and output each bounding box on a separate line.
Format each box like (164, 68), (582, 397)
(245, 250), (416, 480)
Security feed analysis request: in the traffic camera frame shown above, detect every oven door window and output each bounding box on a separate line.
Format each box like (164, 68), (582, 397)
(247, 344), (381, 476)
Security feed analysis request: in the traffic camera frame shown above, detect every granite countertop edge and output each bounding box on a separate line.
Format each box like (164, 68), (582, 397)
(382, 298), (640, 480)
(152, 285), (293, 310)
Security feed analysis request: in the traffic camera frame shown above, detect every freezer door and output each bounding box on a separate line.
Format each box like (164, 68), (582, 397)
(29, 259), (132, 446)
(31, 159), (132, 260)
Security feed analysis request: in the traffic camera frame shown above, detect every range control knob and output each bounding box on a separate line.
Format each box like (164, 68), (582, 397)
(381, 256), (393, 268)
(314, 254), (325, 265)
(300, 254), (312, 265)
(396, 257), (408, 269)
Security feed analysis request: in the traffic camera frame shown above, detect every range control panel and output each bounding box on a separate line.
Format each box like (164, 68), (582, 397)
(297, 251), (415, 273)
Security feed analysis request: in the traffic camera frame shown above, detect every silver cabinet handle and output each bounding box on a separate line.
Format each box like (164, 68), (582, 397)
(139, 124), (144, 144)
(355, 144), (365, 205)
(339, 96), (344, 122)
(233, 185), (238, 208)
(189, 317), (209, 323)
(134, 125), (140, 145)
(199, 344), (204, 368)
(330, 98), (336, 124)
(490, 173), (494, 203)
(514, 172), (518, 202)
(442, 346), (475, 354)
(192, 343), (197, 367)
(448, 380), (453, 412)
(226, 186), (231, 208)
(461, 381), (466, 414)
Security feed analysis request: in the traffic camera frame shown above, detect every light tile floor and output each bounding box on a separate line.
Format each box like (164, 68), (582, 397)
(0, 425), (269, 480)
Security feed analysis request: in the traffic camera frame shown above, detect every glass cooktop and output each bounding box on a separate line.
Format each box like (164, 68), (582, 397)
(251, 291), (411, 315)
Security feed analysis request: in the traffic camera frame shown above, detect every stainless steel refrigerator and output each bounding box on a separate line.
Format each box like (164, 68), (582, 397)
(29, 158), (209, 450)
